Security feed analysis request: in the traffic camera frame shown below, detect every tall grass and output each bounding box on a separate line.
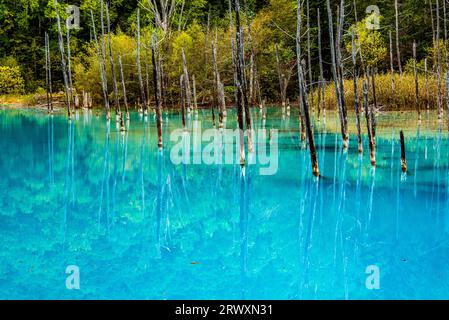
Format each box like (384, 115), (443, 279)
(314, 73), (441, 111)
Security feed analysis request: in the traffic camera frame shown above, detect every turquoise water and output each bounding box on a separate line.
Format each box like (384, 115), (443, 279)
(1, 107), (449, 300)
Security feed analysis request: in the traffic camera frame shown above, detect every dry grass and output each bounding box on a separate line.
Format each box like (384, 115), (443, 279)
(314, 73), (442, 111)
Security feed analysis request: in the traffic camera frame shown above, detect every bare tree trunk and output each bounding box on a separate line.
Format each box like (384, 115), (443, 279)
(178, 0), (185, 31)
(389, 31), (396, 105)
(326, 0), (347, 148)
(106, 4), (120, 119)
(336, 0), (348, 145)
(317, 9), (325, 120)
(444, 0), (448, 68)
(231, 0), (246, 165)
(234, 0), (253, 153)
(306, 0), (314, 113)
(297, 0), (319, 177)
(371, 68), (378, 143)
(395, 0), (403, 75)
(66, 29), (75, 109)
(180, 75), (186, 129)
(425, 58), (430, 110)
(54, 0), (71, 118)
(90, 9), (109, 118)
(212, 43), (224, 128)
(100, 0), (110, 119)
(352, 29), (362, 154)
(446, 71), (449, 129)
(413, 41), (421, 120)
(144, 33), (151, 112)
(45, 32), (52, 113)
(192, 74), (198, 111)
(151, 32), (163, 149)
(431, 0), (436, 46)
(181, 48), (192, 112)
(243, 0), (262, 108)
(136, 9), (147, 115)
(275, 44), (286, 108)
(437, 0), (443, 118)
(363, 80), (376, 166)
(118, 54), (129, 120)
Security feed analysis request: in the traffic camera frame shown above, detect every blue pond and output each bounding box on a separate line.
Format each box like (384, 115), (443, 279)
(0, 107), (449, 300)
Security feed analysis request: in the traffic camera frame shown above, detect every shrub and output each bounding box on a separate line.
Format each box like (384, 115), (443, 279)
(0, 66), (25, 94)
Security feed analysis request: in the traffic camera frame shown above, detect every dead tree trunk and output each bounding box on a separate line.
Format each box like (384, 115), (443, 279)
(431, 0), (436, 46)
(400, 130), (407, 172)
(370, 67), (378, 144)
(181, 48), (192, 112)
(306, 0), (314, 113)
(336, 0), (348, 144)
(54, 0), (71, 118)
(106, 4), (120, 119)
(446, 71), (449, 130)
(212, 43), (225, 128)
(151, 32), (163, 149)
(389, 30), (396, 105)
(66, 29), (75, 109)
(425, 58), (430, 110)
(90, 9), (109, 118)
(444, 0), (448, 68)
(243, 0), (262, 108)
(395, 0), (403, 75)
(230, 0), (246, 165)
(317, 8), (325, 120)
(275, 44), (287, 108)
(100, 0), (110, 119)
(45, 32), (53, 113)
(413, 40), (421, 120)
(144, 33), (151, 111)
(437, 0), (443, 119)
(297, 0), (319, 177)
(326, 0), (347, 148)
(363, 80), (376, 166)
(180, 75), (186, 129)
(118, 54), (129, 120)
(136, 9), (147, 115)
(192, 74), (198, 111)
(233, 0), (254, 153)
(352, 29), (362, 154)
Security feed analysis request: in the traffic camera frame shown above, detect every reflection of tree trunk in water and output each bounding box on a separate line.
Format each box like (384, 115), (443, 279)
(155, 150), (163, 258)
(181, 133), (190, 207)
(71, 119), (75, 204)
(356, 154), (363, 235)
(63, 121), (73, 249)
(319, 126), (327, 225)
(332, 125), (339, 204)
(414, 126), (421, 197)
(140, 124), (146, 218)
(436, 124), (442, 225)
(300, 178), (319, 298)
(333, 151), (347, 267)
(395, 160), (401, 241)
(390, 130), (395, 189)
(47, 117), (54, 185)
(98, 122), (110, 231)
(111, 130), (119, 226)
(121, 128), (128, 183)
(239, 167), (249, 299)
(215, 131), (224, 194)
(366, 167), (376, 234)
(429, 123), (442, 223)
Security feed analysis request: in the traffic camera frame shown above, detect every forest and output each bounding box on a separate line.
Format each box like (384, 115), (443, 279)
(0, 0), (440, 110)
